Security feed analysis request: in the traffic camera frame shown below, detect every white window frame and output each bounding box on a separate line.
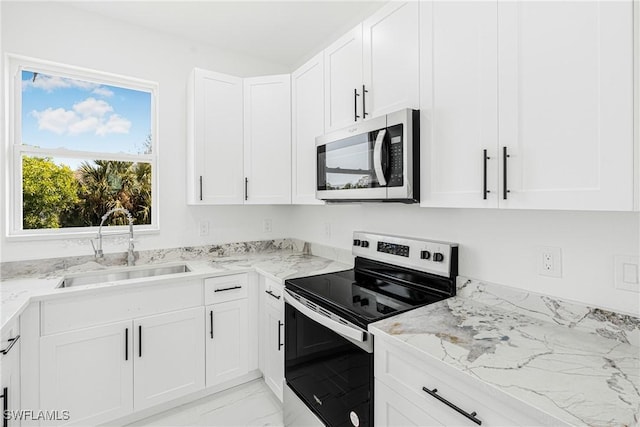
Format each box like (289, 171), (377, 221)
(5, 54), (160, 239)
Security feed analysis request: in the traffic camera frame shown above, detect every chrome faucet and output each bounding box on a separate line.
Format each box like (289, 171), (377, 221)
(91, 208), (136, 266)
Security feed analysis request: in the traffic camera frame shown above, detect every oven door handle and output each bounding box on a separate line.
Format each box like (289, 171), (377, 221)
(284, 291), (365, 343)
(373, 129), (387, 187)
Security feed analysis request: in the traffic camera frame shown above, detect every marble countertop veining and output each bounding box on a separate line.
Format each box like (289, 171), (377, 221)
(369, 278), (640, 427)
(1, 244), (351, 331)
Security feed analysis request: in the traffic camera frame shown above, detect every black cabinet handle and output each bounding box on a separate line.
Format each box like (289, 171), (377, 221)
(1, 387), (7, 427)
(483, 149), (490, 200)
(362, 85), (368, 118)
(214, 285), (242, 293)
(265, 290), (281, 300)
(210, 310), (214, 339)
(138, 325), (142, 358)
(354, 88), (360, 121)
(199, 175), (203, 201)
(125, 328), (128, 361)
(244, 177), (248, 201)
(0, 335), (19, 355)
(502, 146), (510, 200)
(422, 387), (482, 425)
(277, 320), (284, 351)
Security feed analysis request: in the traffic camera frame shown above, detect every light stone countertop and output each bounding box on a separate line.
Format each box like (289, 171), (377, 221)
(369, 278), (640, 427)
(1, 244), (351, 331)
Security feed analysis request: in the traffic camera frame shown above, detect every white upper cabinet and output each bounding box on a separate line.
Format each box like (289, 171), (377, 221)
(243, 75), (292, 204)
(324, 25), (364, 132)
(421, 0), (634, 211)
(187, 69), (244, 205)
(420, 1), (499, 208)
(362, 1), (419, 118)
(498, 0), (634, 211)
(292, 52), (325, 205)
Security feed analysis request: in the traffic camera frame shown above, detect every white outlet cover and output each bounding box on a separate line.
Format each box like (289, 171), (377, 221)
(199, 221), (209, 237)
(615, 255), (640, 293)
(537, 246), (562, 278)
(263, 219), (272, 233)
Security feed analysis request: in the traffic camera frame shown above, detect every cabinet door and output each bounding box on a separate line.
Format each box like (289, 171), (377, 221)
(1, 322), (21, 427)
(292, 52), (325, 205)
(243, 75), (292, 204)
(205, 300), (249, 387)
(420, 1), (498, 208)
(363, 2), (419, 118)
(498, 0), (634, 210)
(261, 278), (285, 402)
(40, 321), (133, 426)
(187, 68), (244, 205)
(375, 380), (443, 427)
(134, 307), (205, 410)
(324, 25), (363, 132)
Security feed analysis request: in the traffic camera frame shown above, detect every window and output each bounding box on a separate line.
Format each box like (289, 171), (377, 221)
(7, 56), (159, 237)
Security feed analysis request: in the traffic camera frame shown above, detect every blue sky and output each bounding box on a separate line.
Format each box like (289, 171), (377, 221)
(21, 70), (152, 169)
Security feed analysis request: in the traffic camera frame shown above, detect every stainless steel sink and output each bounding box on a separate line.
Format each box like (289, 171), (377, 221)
(57, 263), (192, 288)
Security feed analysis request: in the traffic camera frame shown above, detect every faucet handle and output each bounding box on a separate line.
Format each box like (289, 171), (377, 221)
(90, 238), (103, 258)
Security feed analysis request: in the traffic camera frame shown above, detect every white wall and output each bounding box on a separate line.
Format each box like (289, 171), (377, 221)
(0, 2), (293, 262)
(290, 205), (640, 316)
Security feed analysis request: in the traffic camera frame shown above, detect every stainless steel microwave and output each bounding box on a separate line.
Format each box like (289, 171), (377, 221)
(316, 109), (419, 203)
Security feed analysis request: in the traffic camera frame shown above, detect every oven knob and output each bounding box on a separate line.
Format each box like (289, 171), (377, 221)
(433, 252), (445, 262)
(361, 240), (369, 248)
(420, 250), (431, 260)
(353, 239), (361, 246)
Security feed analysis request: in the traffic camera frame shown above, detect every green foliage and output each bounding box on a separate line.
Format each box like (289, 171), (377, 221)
(22, 157), (79, 229)
(22, 157), (152, 230)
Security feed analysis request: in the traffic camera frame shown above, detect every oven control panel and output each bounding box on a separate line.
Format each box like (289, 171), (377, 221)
(352, 232), (458, 278)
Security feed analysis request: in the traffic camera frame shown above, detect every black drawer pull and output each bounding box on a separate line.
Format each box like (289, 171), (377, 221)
(483, 149), (490, 200)
(277, 320), (284, 351)
(210, 310), (214, 339)
(502, 146), (510, 200)
(265, 290), (281, 300)
(1, 387), (7, 427)
(422, 387), (482, 425)
(138, 325), (142, 358)
(125, 328), (128, 361)
(214, 285), (242, 293)
(0, 335), (19, 355)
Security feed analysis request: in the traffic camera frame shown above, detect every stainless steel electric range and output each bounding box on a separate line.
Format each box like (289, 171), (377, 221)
(283, 232), (459, 427)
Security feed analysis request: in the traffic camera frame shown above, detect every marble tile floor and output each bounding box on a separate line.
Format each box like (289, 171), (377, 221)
(126, 380), (284, 427)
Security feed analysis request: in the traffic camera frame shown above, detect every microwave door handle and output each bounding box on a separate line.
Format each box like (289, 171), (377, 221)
(373, 129), (387, 186)
(284, 291), (365, 343)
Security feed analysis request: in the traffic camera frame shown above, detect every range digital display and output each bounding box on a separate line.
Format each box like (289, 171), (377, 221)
(377, 241), (410, 257)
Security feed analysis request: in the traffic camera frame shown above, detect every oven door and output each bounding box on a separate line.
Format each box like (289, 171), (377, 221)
(284, 291), (373, 427)
(316, 115), (388, 201)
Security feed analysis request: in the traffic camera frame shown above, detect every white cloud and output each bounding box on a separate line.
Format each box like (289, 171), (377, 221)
(73, 97), (113, 118)
(97, 114), (131, 136)
(22, 74), (99, 93)
(92, 87), (114, 98)
(31, 97), (131, 137)
(31, 108), (77, 134)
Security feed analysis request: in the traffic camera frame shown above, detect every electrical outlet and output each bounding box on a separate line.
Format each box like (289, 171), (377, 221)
(199, 221), (209, 237)
(615, 255), (640, 292)
(537, 246), (562, 278)
(324, 222), (331, 239)
(263, 219), (272, 233)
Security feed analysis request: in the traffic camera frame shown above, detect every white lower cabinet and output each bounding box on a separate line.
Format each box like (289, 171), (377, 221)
(1, 319), (22, 427)
(374, 335), (563, 427)
(133, 307), (205, 410)
(40, 321), (133, 426)
(205, 300), (249, 387)
(260, 278), (285, 401)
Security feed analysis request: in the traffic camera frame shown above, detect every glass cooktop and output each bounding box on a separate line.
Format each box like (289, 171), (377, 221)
(285, 268), (446, 328)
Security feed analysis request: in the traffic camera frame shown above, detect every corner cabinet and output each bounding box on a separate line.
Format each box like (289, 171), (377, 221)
(420, 0), (635, 211)
(187, 69), (244, 205)
(243, 75), (292, 204)
(292, 52), (325, 205)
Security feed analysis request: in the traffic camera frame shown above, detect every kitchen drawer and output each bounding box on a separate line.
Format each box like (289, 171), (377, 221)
(42, 280), (203, 335)
(204, 274), (248, 304)
(263, 277), (284, 309)
(375, 379), (443, 427)
(375, 336), (561, 426)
